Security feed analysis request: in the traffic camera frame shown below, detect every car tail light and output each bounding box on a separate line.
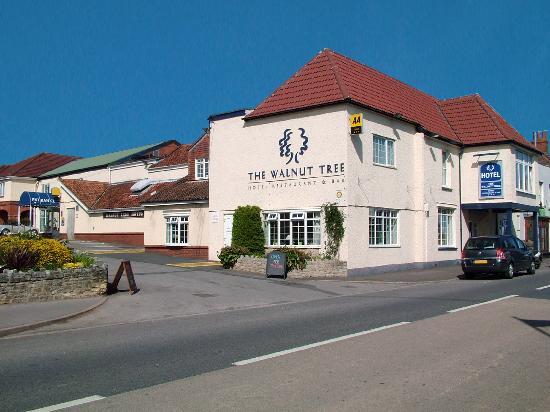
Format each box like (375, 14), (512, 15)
(461, 249), (466, 259)
(496, 248), (506, 259)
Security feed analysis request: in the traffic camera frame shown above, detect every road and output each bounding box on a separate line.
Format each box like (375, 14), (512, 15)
(1, 266), (550, 411)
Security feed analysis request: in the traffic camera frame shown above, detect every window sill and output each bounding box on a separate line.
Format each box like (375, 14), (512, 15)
(368, 244), (400, 248)
(266, 245), (321, 249)
(165, 243), (189, 247)
(438, 246), (457, 251)
(516, 190), (535, 197)
(373, 163), (397, 170)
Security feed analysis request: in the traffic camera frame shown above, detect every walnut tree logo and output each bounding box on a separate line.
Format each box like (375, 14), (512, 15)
(279, 128), (309, 164)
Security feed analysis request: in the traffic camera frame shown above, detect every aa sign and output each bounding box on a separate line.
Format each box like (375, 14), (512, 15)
(349, 113), (362, 134)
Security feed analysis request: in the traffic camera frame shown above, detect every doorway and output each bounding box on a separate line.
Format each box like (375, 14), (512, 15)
(66, 208), (75, 240)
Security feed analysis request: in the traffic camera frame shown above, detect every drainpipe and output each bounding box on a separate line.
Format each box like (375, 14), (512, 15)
(459, 147), (464, 248)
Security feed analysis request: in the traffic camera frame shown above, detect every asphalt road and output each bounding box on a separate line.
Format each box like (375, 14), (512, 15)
(2, 269), (550, 411)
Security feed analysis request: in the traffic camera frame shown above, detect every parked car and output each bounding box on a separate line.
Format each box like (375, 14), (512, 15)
(0, 224), (38, 236)
(461, 235), (536, 279)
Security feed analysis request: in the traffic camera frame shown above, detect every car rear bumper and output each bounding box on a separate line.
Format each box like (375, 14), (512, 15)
(461, 258), (508, 273)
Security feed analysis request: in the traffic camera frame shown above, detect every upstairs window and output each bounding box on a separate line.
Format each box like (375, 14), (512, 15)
(41, 184), (50, 194)
(0, 182), (4, 197)
(515, 151), (533, 193)
(442, 150), (451, 188)
(373, 135), (395, 167)
(195, 158), (209, 180)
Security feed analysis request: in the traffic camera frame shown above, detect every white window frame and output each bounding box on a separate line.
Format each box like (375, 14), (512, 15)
(442, 150), (451, 189)
(372, 135), (395, 167)
(195, 158), (209, 180)
(165, 215), (189, 246)
(438, 207), (455, 248)
(515, 150), (533, 193)
(41, 183), (50, 194)
(369, 208), (399, 247)
(0, 182), (4, 198)
(263, 209), (321, 248)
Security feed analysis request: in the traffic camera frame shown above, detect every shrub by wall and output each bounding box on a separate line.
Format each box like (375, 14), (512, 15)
(231, 206), (265, 255)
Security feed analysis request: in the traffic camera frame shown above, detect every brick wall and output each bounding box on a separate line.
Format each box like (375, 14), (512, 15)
(234, 256), (347, 279)
(188, 134), (210, 180)
(144, 245), (208, 259)
(73, 232), (144, 246)
(0, 201), (29, 223)
(0, 265), (108, 304)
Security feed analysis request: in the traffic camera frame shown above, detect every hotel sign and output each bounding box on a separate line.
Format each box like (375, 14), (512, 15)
(480, 161), (502, 198)
(103, 210), (144, 219)
(349, 113), (362, 135)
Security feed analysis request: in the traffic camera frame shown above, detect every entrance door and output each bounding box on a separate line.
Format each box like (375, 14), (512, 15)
(66, 208), (75, 240)
(540, 224), (548, 253)
(223, 214), (233, 246)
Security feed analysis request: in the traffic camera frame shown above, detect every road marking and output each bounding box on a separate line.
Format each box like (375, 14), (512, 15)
(28, 395), (105, 411)
(447, 295), (518, 313)
(536, 284), (550, 291)
(88, 249), (144, 254)
(167, 262), (221, 268)
(233, 322), (410, 366)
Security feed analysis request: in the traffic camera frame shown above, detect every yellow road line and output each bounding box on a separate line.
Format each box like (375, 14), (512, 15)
(167, 262), (221, 268)
(88, 249), (145, 254)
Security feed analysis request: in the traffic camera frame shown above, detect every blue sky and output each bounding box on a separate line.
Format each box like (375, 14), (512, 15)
(1, 0), (549, 164)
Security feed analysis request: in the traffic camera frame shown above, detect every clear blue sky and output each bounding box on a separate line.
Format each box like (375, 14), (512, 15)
(1, 0), (549, 164)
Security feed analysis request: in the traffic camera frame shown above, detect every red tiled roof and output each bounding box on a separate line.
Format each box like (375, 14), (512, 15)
(245, 49), (537, 150)
(61, 178), (174, 210)
(246, 49), (459, 142)
(144, 177), (209, 204)
(438, 94), (535, 150)
(149, 144), (191, 169)
(0, 153), (80, 178)
(61, 179), (109, 209)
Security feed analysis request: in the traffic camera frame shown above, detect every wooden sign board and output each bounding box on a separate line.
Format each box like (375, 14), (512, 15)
(109, 260), (139, 295)
(266, 251), (287, 279)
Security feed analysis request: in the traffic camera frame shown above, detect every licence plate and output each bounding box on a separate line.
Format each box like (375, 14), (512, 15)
(474, 259), (488, 264)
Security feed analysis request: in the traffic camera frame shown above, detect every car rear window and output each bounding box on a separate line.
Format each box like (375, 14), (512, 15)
(465, 238), (499, 250)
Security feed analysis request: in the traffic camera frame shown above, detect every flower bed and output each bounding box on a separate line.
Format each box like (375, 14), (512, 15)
(234, 256), (347, 279)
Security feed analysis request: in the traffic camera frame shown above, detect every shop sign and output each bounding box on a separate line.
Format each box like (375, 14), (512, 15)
(103, 210), (144, 219)
(349, 113), (362, 135)
(480, 161), (502, 198)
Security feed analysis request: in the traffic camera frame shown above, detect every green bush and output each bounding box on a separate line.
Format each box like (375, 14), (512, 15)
(232, 206), (265, 255)
(0, 235), (75, 270)
(72, 252), (96, 268)
(274, 247), (311, 271)
(218, 246), (249, 269)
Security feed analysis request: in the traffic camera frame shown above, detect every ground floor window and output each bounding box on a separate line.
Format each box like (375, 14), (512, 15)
(264, 210), (321, 246)
(165, 215), (189, 245)
(369, 208), (398, 246)
(438, 207), (455, 247)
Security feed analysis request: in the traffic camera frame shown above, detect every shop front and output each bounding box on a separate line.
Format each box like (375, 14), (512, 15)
(19, 191), (60, 237)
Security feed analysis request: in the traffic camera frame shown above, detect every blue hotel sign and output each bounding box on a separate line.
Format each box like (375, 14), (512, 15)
(480, 162), (503, 198)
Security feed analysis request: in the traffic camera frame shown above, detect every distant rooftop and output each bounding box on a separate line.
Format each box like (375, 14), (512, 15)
(0, 152), (80, 178)
(41, 141), (175, 178)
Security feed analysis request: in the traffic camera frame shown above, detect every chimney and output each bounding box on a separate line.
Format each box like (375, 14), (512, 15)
(533, 130), (549, 154)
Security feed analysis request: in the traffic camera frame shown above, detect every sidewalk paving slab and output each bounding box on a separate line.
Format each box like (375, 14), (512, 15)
(0, 296), (107, 337)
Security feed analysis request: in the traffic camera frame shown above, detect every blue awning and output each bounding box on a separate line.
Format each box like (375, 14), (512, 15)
(19, 192), (60, 208)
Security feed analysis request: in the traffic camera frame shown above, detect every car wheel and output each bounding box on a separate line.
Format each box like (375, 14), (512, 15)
(0, 229), (10, 236)
(527, 260), (536, 275)
(504, 262), (514, 279)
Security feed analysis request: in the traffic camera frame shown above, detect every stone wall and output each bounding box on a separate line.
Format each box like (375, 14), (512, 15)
(0, 265), (108, 304)
(234, 256), (347, 279)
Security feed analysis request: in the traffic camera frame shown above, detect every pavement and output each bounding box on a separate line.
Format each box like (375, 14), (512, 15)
(74, 295), (550, 412)
(0, 240), (533, 336)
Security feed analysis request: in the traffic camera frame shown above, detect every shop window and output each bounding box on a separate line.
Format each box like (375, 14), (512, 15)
(373, 135), (395, 167)
(438, 208), (455, 247)
(442, 150), (451, 188)
(515, 150), (533, 193)
(0, 182), (4, 197)
(369, 209), (398, 246)
(264, 210), (321, 247)
(41, 184), (50, 194)
(165, 215), (189, 245)
(195, 158), (209, 180)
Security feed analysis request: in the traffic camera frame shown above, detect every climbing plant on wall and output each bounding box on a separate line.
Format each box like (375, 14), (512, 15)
(322, 203), (345, 260)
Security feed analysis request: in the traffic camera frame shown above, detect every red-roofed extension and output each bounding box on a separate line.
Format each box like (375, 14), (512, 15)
(143, 177), (209, 204)
(149, 144), (191, 169)
(245, 49), (537, 152)
(0, 153), (80, 178)
(438, 94), (536, 151)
